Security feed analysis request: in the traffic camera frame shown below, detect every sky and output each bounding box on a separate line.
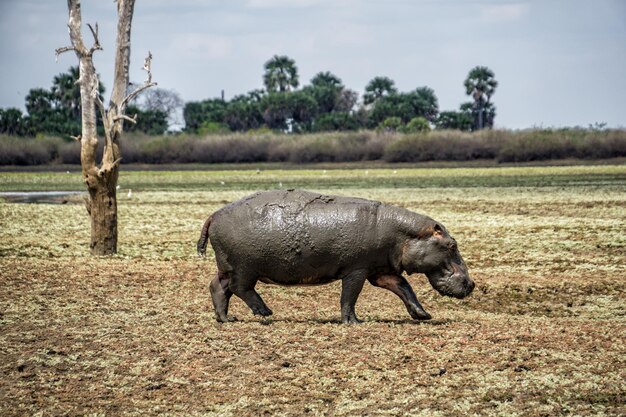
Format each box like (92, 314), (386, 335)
(1, 0), (625, 129)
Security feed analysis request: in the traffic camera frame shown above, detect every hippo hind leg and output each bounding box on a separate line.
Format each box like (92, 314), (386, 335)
(368, 275), (432, 320)
(228, 271), (273, 318)
(209, 271), (237, 322)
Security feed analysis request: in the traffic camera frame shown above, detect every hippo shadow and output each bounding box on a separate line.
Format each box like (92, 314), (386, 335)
(249, 318), (454, 326)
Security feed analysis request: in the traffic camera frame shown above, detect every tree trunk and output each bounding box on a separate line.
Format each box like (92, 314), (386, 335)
(88, 179), (118, 255)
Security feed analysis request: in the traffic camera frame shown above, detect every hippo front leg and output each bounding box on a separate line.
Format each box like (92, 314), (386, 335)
(340, 270), (368, 324)
(368, 275), (432, 320)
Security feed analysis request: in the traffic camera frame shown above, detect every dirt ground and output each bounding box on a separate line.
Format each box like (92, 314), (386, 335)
(1, 168), (625, 416)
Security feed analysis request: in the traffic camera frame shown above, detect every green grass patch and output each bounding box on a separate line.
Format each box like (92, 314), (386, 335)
(0, 165), (624, 192)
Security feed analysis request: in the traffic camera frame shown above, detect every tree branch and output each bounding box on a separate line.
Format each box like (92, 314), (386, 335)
(97, 157), (122, 177)
(109, 0), (136, 107)
(87, 23), (102, 54)
(66, 1), (88, 56)
(55, 46), (76, 62)
(113, 113), (137, 124)
(97, 83), (114, 158)
(119, 51), (157, 110)
(92, 76), (101, 99)
(95, 94), (107, 127)
(92, 74), (108, 134)
(121, 82), (157, 110)
(143, 51), (153, 84)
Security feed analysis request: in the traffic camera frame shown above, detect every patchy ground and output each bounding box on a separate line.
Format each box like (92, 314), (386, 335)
(1, 166), (625, 416)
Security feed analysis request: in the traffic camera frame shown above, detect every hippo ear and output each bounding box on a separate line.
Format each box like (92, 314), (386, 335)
(417, 223), (444, 240)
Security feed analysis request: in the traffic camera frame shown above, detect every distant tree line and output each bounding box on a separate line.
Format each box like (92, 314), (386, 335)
(0, 59), (497, 137)
(183, 55), (498, 135)
(0, 66), (181, 138)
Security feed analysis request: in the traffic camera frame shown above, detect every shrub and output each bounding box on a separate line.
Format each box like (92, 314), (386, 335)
(312, 112), (361, 132)
(377, 117), (403, 133)
(383, 130), (501, 162)
(576, 130), (626, 159)
(288, 137), (338, 163)
(1, 129), (625, 166)
(496, 129), (626, 162)
(58, 140), (81, 164)
(0, 136), (59, 165)
(279, 132), (382, 163)
(198, 121), (230, 136)
(402, 117), (431, 133)
(192, 136), (271, 163)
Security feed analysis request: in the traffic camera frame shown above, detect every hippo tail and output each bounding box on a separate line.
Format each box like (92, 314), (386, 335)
(197, 214), (213, 257)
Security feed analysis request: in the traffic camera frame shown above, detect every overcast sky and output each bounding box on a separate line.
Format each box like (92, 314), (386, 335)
(1, 0), (625, 129)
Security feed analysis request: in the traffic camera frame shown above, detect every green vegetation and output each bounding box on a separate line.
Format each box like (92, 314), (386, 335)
(1, 165), (624, 192)
(5, 57), (471, 137)
(403, 116), (431, 133)
(1, 167), (624, 415)
(363, 76), (397, 105)
(0, 67), (173, 138)
(181, 57), (493, 134)
(464, 65), (498, 130)
(263, 55), (300, 93)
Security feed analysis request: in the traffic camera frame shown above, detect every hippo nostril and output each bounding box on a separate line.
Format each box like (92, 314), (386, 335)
(467, 280), (475, 294)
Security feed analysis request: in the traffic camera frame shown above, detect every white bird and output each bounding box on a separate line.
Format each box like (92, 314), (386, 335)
(127, 189), (132, 198)
(220, 181), (225, 185)
(279, 182), (283, 188)
(116, 185), (120, 190)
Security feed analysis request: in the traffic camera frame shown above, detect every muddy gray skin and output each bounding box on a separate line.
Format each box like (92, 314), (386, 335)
(197, 189), (474, 324)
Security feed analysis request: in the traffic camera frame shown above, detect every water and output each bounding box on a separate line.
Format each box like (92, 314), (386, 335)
(0, 191), (85, 204)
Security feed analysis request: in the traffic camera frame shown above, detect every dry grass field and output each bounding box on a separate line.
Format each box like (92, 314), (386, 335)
(1, 165), (625, 416)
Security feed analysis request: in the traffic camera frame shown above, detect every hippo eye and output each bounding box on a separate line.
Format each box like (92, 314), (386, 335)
(448, 242), (457, 251)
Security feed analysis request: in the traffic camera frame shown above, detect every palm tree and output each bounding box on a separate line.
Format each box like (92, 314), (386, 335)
(311, 71), (343, 89)
(51, 66), (81, 117)
(306, 71), (345, 114)
(263, 55), (299, 93)
(51, 66), (105, 119)
(464, 66), (498, 129)
(363, 76), (397, 105)
(409, 86), (439, 122)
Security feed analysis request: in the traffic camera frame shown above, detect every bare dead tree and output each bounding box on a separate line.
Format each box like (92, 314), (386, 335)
(56, 0), (156, 255)
(133, 87), (184, 126)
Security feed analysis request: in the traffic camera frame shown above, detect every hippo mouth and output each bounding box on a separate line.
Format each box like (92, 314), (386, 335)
(426, 263), (474, 299)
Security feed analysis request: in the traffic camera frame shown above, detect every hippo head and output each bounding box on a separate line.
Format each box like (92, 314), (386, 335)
(401, 223), (474, 299)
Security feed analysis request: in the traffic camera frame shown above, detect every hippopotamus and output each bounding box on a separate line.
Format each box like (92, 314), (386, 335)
(197, 189), (474, 324)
